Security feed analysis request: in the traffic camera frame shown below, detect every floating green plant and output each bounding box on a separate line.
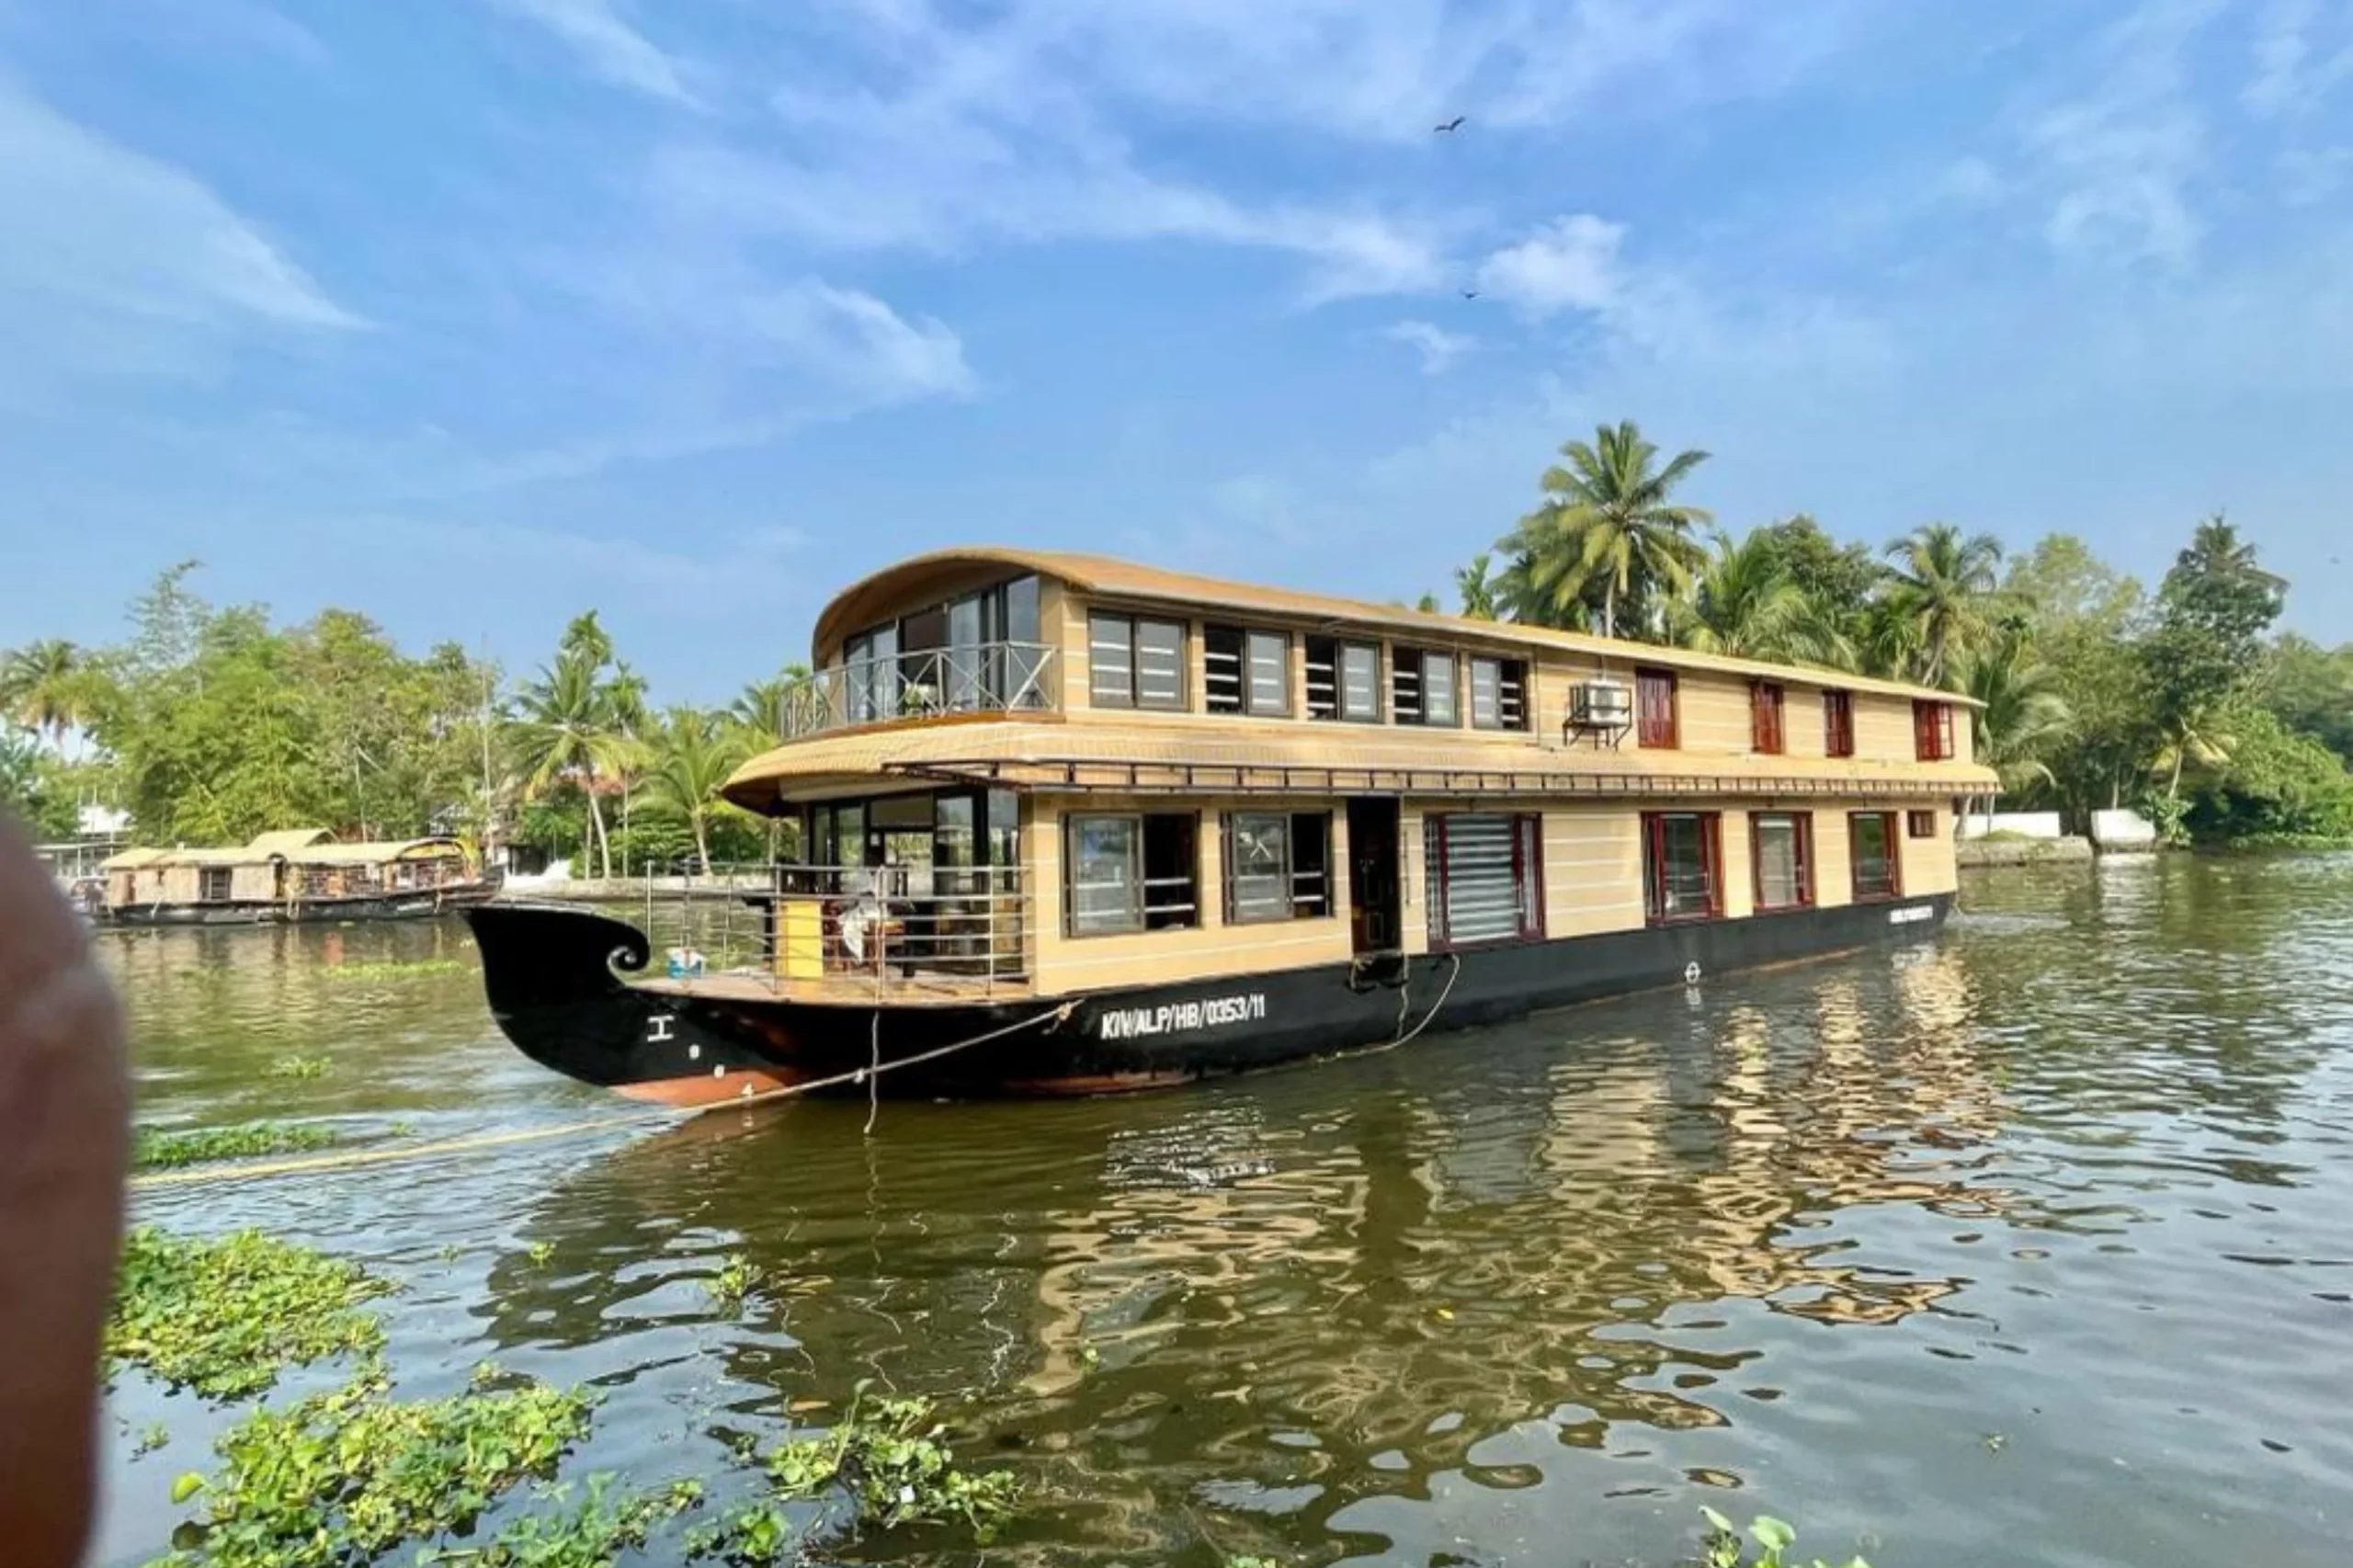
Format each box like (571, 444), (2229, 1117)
(149, 1366), (599, 1567)
(685, 1384), (1019, 1562)
(108, 1227), (392, 1400)
(266, 1054), (331, 1080)
(705, 1251), (767, 1312)
(319, 958), (469, 983)
(132, 1123), (339, 1171)
(1699, 1509), (1870, 1568)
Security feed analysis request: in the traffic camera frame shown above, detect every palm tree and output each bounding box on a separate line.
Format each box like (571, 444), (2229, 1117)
(1882, 524), (2003, 688)
(1455, 554), (1502, 619)
(1667, 529), (1846, 665)
(643, 707), (752, 876)
(2153, 710), (2235, 805)
(1495, 420), (1711, 640)
(510, 653), (634, 879)
(1957, 630), (2071, 827)
(732, 663), (816, 744)
(0, 639), (86, 744)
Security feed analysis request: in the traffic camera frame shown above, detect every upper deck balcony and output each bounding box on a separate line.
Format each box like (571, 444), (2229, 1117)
(781, 642), (1061, 739)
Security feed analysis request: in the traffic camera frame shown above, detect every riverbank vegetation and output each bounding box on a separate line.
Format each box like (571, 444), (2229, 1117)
(8, 422), (2346, 854)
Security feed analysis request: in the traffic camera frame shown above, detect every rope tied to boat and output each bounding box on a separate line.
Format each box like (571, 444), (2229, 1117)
(131, 1000), (1079, 1190)
(1389, 950), (1463, 1052)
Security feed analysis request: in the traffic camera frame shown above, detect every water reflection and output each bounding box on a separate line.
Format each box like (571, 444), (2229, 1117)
(97, 858), (2353, 1568)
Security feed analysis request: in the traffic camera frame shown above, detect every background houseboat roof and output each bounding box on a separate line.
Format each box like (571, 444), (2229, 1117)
(102, 833), (465, 871)
(813, 547), (1982, 706)
(722, 718), (1999, 814)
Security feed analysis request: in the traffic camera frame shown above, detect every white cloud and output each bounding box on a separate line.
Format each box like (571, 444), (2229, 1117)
(2023, 0), (2224, 269)
(1380, 319), (1475, 375)
(740, 282), (974, 402)
(0, 82), (359, 390)
(1474, 214), (1624, 316)
(2245, 0), (2353, 116)
(483, 0), (698, 106)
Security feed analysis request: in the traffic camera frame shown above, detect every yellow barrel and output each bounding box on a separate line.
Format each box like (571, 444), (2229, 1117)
(777, 900), (824, 981)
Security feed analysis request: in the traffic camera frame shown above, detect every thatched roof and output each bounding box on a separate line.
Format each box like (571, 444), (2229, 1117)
(812, 546), (1980, 706)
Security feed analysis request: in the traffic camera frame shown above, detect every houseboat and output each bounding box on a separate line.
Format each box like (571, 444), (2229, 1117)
(466, 549), (1997, 1105)
(101, 829), (495, 925)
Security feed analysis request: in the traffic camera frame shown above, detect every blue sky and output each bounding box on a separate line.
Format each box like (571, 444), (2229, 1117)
(2, 0), (2349, 700)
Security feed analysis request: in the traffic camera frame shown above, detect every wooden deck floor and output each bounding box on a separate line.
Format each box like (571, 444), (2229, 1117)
(633, 968), (1034, 1007)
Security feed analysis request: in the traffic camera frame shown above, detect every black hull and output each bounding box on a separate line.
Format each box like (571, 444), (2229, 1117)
(103, 883), (500, 926)
(463, 894), (1957, 1104)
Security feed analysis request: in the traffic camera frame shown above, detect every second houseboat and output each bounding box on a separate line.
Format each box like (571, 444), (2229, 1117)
(467, 548), (1997, 1104)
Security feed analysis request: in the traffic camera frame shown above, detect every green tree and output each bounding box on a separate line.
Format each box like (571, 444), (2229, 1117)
(642, 708), (754, 875)
(1667, 528), (1836, 664)
(2187, 706), (2353, 843)
(2262, 634), (2353, 767)
(1454, 554), (1502, 619)
(2143, 516), (2284, 804)
(1881, 523), (2004, 688)
(511, 653), (635, 879)
(1747, 515), (1884, 662)
(1956, 628), (2071, 823)
(1496, 421), (1711, 640)
(0, 639), (91, 745)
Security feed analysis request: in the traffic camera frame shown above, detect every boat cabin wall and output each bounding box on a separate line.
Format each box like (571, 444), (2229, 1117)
(1025, 792), (1962, 995)
(1050, 585), (1972, 772)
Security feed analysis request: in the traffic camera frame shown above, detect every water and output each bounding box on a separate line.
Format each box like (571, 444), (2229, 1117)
(96, 857), (2353, 1566)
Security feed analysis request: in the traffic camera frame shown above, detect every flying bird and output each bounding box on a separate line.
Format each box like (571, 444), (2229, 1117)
(1460, 288), (1479, 300)
(1434, 115), (1466, 133)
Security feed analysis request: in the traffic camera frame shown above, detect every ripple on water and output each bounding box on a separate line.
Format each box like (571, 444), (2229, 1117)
(93, 857), (2353, 1567)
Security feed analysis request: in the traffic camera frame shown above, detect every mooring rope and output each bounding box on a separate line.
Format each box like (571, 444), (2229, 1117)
(131, 1001), (1076, 1191)
(1388, 950), (1463, 1052)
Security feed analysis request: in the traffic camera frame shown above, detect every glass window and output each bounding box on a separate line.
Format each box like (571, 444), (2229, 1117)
(1067, 814), (1139, 935)
(1467, 657), (1528, 731)
(1636, 669), (1678, 748)
(1307, 639), (1381, 722)
(1824, 690), (1855, 757)
(1423, 812), (1543, 947)
(1851, 812), (1901, 900)
(1064, 812), (1197, 935)
(199, 868), (233, 903)
(834, 801), (866, 870)
(1642, 812), (1720, 923)
(1340, 642), (1381, 722)
(1136, 619), (1186, 709)
(1225, 812), (1290, 924)
(1751, 682), (1786, 754)
(1907, 809), (1939, 839)
(1223, 812), (1333, 923)
(1914, 700), (1956, 761)
(948, 596), (984, 710)
(1247, 631), (1289, 715)
(1088, 613), (1133, 709)
(1205, 626), (1286, 715)
(1751, 812), (1812, 911)
(1423, 652), (1457, 726)
(1090, 614), (1186, 710)
(1002, 577), (1045, 709)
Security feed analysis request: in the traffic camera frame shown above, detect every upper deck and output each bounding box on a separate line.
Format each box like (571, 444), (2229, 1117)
(727, 547), (1991, 811)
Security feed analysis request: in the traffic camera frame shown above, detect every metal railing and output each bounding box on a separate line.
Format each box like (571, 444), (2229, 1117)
(635, 861), (1030, 994)
(779, 642), (1059, 739)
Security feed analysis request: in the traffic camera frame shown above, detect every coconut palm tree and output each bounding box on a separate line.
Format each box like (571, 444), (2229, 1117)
(1455, 554), (1502, 619)
(510, 653), (635, 879)
(0, 639), (87, 744)
(643, 707), (753, 876)
(1882, 524), (2004, 688)
(1667, 529), (1847, 665)
(1957, 630), (2071, 827)
(1495, 421), (1711, 640)
(731, 663), (817, 744)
